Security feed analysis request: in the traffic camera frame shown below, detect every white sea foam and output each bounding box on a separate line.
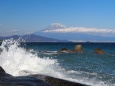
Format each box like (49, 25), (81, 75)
(0, 39), (113, 86)
(0, 39), (64, 77)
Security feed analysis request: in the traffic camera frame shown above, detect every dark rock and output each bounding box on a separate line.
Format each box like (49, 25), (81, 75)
(59, 45), (83, 53)
(58, 48), (69, 52)
(32, 74), (88, 86)
(0, 76), (51, 86)
(94, 48), (105, 54)
(0, 67), (51, 86)
(45, 76), (88, 86)
(0, 66), (6, 76)
(52, 53), (58, 56)
(0, 67), (88, 86)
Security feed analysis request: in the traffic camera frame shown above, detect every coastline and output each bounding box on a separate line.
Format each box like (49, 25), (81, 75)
(0, 66), (88, 86)
(0, 40), (115, 85)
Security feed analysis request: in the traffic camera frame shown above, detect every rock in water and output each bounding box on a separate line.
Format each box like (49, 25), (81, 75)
(58, 48), (69, 52)
(94, 48), (105, 54)
(32, 74), (88, 86)
(45, 76), (87, 86)
(0, 67), (88, 86)
(74, 45), (83, 53)
(0, 66), (51, 86)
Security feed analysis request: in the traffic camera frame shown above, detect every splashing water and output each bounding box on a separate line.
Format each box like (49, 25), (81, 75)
(0, 39), (114, 86)
(0, 39), (64, 77)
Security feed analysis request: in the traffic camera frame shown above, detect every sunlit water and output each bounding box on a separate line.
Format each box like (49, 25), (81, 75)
(0, 39), (115, 86)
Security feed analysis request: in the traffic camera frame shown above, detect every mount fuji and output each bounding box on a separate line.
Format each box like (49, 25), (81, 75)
(41, 23), (66, 31)
(34, 23), (115, 42)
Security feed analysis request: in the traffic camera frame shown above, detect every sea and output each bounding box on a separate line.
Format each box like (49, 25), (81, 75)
(0, 39), (115, 86)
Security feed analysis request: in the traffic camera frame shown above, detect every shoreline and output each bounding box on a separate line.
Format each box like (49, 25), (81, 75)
(0, 66), (88, 86)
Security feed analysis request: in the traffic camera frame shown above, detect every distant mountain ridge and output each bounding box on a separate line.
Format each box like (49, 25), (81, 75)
(34, 23), (115, 42)
(1, 23), (115, 42)
(0, 34), (66, 42)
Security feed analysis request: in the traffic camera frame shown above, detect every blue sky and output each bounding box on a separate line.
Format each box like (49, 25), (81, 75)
(0, 0), (115, 36)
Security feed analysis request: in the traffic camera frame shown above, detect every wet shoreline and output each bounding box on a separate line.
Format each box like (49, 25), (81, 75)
(0, 66), (88, 86)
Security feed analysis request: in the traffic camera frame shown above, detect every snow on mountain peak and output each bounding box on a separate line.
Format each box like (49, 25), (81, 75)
(51, 23), (66, 28)
(42, 23), (66, 31)
(40, 23), (115, 37)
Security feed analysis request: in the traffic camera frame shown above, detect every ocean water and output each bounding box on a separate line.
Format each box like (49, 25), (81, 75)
(0, 39), (115, 86)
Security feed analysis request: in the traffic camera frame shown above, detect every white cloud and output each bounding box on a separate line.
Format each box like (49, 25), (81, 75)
(43, 26), (115, 36)
(43, 27), (115, 33)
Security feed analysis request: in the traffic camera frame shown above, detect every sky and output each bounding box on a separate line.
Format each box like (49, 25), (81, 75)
(0, 0), (115, 36)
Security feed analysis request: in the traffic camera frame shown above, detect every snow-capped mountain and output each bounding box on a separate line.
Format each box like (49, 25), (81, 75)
(34, 23), (115, 42)
(41, 23), (66, 32)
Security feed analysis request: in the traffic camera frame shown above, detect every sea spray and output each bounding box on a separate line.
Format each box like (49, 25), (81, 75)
(0, 39), (89, 85)
(0, 39), (65, 78)
(0, 39), (113, 86)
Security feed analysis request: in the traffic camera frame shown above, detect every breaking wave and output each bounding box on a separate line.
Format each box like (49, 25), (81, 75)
(0, 39), (113, 86)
